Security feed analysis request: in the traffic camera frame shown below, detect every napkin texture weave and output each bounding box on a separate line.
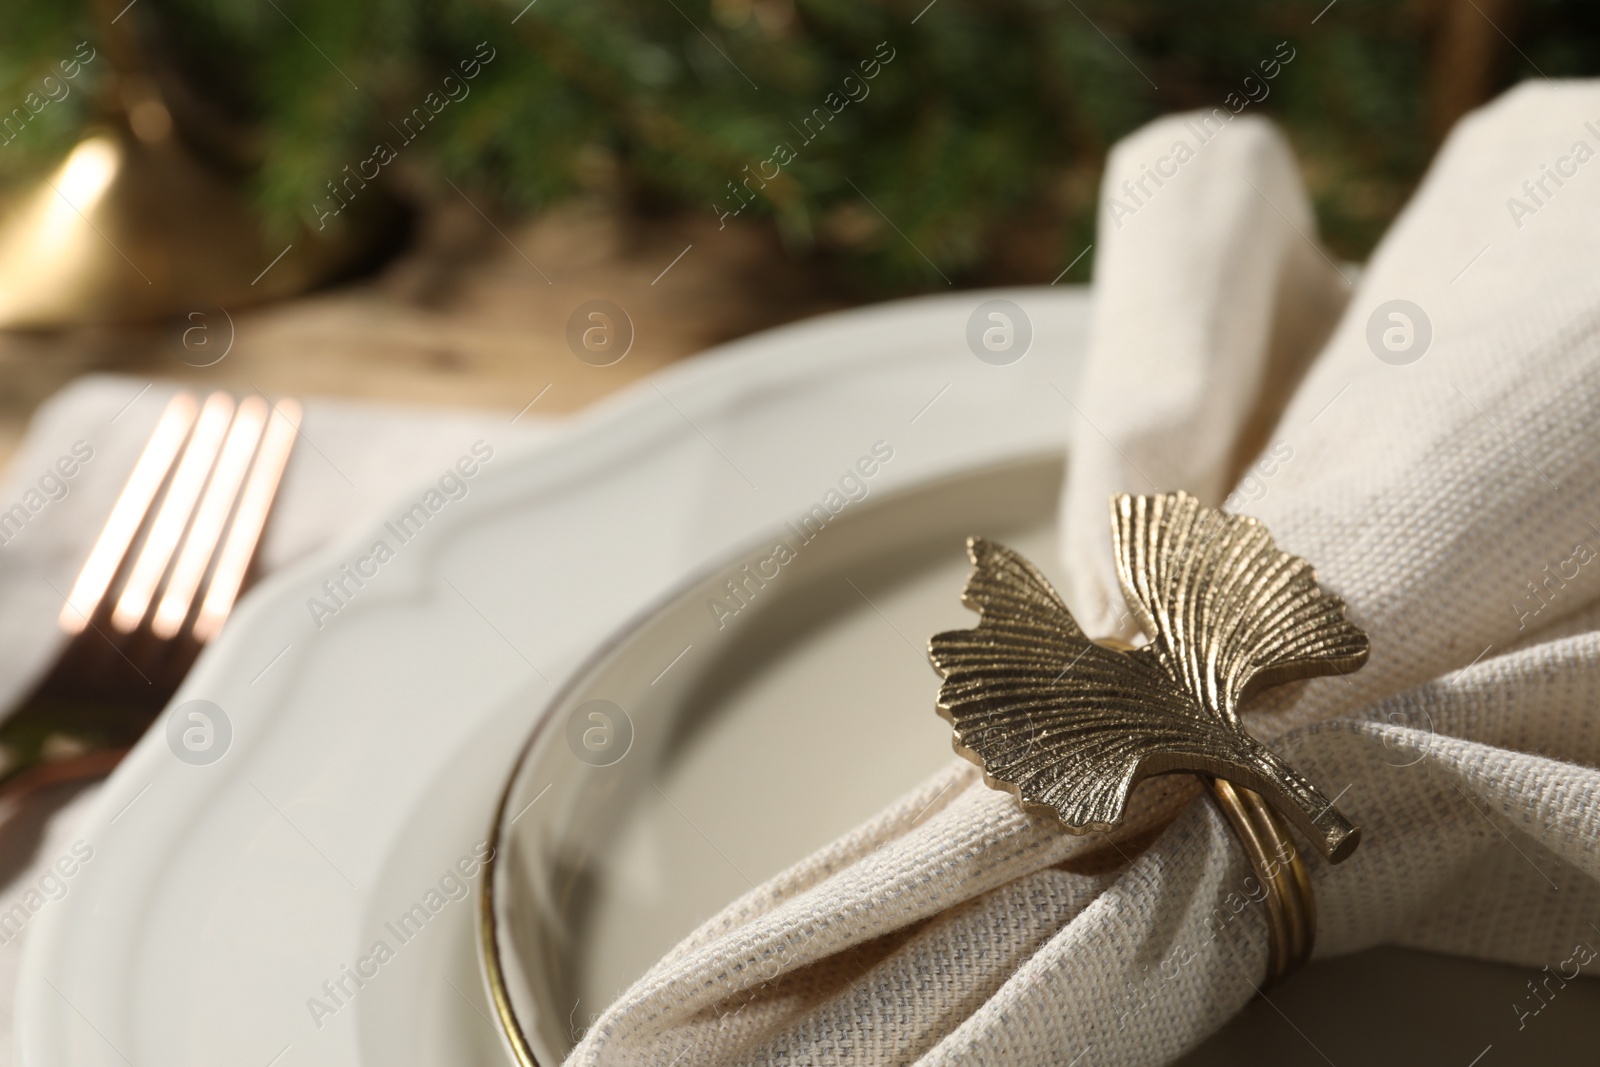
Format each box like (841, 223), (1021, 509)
(568, 81), (1600, 1066)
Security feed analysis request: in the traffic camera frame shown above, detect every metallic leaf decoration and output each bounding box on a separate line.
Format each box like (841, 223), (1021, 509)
(929, 491), (1369, 862)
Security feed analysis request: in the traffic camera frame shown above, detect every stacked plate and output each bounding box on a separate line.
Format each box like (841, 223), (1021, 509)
(19, 289), (1087, 1066)
(30, 285), (1587, 1066)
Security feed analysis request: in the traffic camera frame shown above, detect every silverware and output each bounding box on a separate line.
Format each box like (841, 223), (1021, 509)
(0, 389), (299, 804)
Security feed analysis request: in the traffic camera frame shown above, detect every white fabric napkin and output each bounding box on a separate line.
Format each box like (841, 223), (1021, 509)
(0, 377), (548, 1062)
(568, 81), (1600, 1066)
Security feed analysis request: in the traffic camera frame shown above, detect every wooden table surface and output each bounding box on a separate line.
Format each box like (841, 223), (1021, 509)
(0, 199), (854, 471)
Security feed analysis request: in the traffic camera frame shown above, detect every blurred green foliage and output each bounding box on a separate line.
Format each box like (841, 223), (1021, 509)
(0, 0), (1594, 291)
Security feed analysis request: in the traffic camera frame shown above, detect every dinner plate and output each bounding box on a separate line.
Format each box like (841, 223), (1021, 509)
(23, 278), (1600, 1067)
(483, 454), (1063, 1064)
(17, 287), (1089, 1067)
(480, 444), (1600, 1067)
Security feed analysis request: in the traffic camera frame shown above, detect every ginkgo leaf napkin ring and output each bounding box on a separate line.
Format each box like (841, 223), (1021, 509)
(929, 491), (1369, 984)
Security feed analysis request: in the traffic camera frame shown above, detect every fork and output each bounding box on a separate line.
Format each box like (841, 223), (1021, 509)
(0, 389), (299, 804)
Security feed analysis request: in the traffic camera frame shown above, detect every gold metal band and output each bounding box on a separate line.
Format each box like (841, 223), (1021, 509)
(1207, 777), (1316, 986)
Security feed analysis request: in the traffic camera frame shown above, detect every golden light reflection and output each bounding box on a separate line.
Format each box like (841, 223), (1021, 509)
(50, 136), (120, 222)
(0, 135), (124, 323)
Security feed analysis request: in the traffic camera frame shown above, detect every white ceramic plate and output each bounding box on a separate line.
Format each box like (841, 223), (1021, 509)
(482, 453), (1063, 1064)
(18, 288), (1090, 1067)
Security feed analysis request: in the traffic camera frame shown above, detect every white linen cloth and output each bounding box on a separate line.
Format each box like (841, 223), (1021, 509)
(0, 378), (548, 1063)
(568, 82), (1600, 1065)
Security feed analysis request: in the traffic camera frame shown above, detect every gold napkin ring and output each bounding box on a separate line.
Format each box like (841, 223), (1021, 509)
(928, 492), (1368, 985)
(1208, 778), (1317, 984)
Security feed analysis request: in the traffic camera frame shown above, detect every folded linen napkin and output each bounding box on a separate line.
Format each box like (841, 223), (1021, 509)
(0, 377), (549, 1063)
(568, 81), (1600, 1066)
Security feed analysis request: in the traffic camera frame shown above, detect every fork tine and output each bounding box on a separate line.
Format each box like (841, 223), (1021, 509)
(192, 398), (301, 642)
(0, 391), (301, 800)
(111, 391), (235, 632)
(59, 391), (197, 634)
(151, 395), (270, 639)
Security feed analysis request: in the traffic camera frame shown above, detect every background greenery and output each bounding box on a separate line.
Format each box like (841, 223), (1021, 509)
(2, 0), (1595, 293)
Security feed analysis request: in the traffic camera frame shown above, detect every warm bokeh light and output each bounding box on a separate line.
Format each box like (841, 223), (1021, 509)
(0, 135), (122, 324)
(50, 136), (119, 220)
